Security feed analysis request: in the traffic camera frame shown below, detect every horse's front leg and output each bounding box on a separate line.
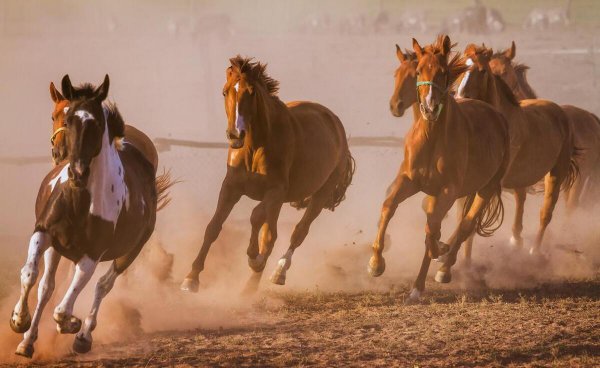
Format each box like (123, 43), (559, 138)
(15, 247), (61, 358)
(53, 255), (98, 334)
(247, 201), (266, 272)
(405, 189), (456, 304)
(73, 262), (119, 354)
(255, 186), (285, 277)
(10, 231), (51, 334)
(368, 173), (419, 277)
(181, 180), (242, 292)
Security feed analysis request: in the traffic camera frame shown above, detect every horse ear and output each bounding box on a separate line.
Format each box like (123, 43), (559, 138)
(412, 38), (423, 58)
(61, 74), (74, 100)
(49, 82), (64, 103)
(505, 41), (516, 60)
(464, 43), (477, 56)
(396, 44), (406, 62)
(95, 74), (110, 102)
(442, 35), (452, 56)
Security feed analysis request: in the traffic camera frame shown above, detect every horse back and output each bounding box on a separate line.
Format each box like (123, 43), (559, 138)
(286, 101), (348, 150)
(124, 124), (158, 174)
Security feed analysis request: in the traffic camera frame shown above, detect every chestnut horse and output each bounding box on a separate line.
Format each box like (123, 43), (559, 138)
(181, 56), (354, 292)
(371, 35), (509, 303)
(49, 82), (159, 172)
(10, 75), (172, 358)
(490, 41), (600, 212)
(457, 44), (578, 258)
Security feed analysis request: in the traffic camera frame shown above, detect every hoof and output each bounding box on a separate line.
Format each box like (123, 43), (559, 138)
(435, 270), (452, 283)
(180, 277), (199, 293)
(15, 342), (34, 358)
(10, 311), (31, 333)
(56, 316), (82, 334)
(73, 333), (92, 354)
(404, 288), (421, 305)
(368, 256), (385, 277)
(270, 270), (286, 285)
(248, 255), (266, 273)
(509, 236), (523, 248)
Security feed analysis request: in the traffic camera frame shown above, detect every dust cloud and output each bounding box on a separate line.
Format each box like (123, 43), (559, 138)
(1, 0), (600, 362)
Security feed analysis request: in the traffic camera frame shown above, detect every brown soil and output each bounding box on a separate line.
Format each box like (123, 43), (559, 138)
(7, 276), (599, 368)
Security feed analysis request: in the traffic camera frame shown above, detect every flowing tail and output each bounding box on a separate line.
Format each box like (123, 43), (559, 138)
(156, 168), (179, 211)
(462, 186), (504, 238)
(560, 145), (581, 192)
(325, 151), (356, 211)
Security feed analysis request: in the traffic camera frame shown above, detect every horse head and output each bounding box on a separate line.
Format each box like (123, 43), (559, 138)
(389, 44), (418, 117)
(49, 82), (70, 165)
(413, 35), (466, 122)
(62, 74), (110, 187)
(456, 43), (494, 100)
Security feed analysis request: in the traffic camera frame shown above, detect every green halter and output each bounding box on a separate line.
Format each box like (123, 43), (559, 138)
(416, 80), (448, 122)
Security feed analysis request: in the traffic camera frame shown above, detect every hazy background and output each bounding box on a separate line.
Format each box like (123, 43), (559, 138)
(1, 0), (600, 361)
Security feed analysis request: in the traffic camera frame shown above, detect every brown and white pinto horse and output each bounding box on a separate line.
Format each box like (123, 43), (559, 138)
(371, 35), (509, 303)
(181, 56), (354, 292)
(49, 82), (159, 171)
(457, 44), (578, 257)
(10, 75), (169, 358)
(490, 41), (600, 212)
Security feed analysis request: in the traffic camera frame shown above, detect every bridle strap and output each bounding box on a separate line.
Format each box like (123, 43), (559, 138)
(416, 79), (449, 122)
(50, 126), (67, 145)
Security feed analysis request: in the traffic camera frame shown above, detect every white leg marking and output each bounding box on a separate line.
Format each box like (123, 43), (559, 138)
(11, 232), (50, 331)
(54, 255), (98, 327)
(18, 248), (61, 352)
(409, 288), (421, 300)
(271, 249), (294, 284)
(77, 263), (119, 345)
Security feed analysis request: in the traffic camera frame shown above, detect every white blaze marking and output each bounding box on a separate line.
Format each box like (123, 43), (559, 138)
(233, 82), (245, 134)
(87, 109), (129, 227)
(49, 164), (70, 191)
(74, 110), (93, 123)
(457, 58), (474, 98)
(425, 84), (434, 109)
(63, 106), (70, 114)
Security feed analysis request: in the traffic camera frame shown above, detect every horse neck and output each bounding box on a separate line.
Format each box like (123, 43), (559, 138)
(86, 118), (129, 226)
(411, 102), (421, 122)
(246, 88), (285, 151)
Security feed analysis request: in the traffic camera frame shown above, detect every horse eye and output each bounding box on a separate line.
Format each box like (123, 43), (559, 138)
(222, 90), (227, 97)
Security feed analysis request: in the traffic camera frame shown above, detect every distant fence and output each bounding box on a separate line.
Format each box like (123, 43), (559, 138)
(0, 135), (404, 166)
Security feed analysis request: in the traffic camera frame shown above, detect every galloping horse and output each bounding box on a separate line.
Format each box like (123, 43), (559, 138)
(490, 41), (600, 212)
(181, 56), (354, 292)
(370, 35), (509, 303)
(10, 75), (171, 358)
(457, 44), (578, 257)
(49, 82), (159, 171)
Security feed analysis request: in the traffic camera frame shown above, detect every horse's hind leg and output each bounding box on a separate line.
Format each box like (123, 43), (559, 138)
(10, 232), (51, 335)
(531, 171), (562, 255)
(269, 191), (329, 286)
(53, 255), (98, 334)
(369, 174), (419, 277)
(509, 187), (527, 248)
(15, 247), (60, 358)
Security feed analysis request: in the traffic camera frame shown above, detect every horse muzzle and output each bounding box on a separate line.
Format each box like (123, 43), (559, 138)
(68, 161), (90, 188)
(226, 129), (246, 149)
(419, 102), (443, 122)
(389, 99), (405, 117)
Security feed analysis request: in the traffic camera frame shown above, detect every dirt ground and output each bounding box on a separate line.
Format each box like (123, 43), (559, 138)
(2, 1), (600, 367)
(5, 274), (599, 368)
